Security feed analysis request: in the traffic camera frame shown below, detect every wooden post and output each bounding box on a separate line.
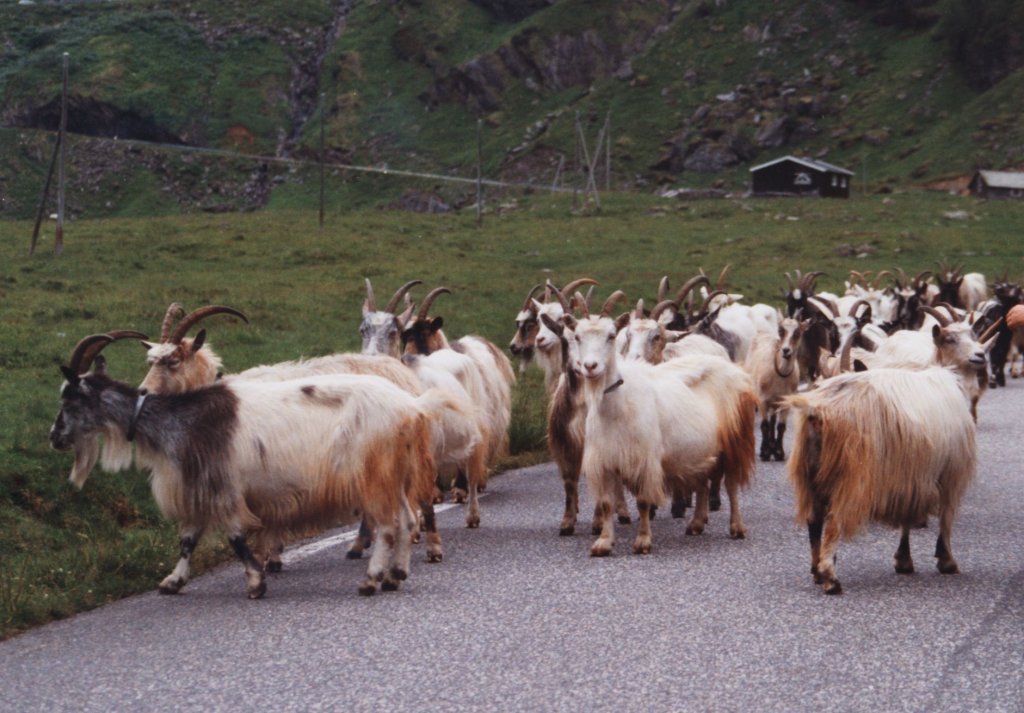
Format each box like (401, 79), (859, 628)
(319, 92), (325, 231)
(55, 52), (69, 256)
(551, 155), (565, 192)
(604, 111), (611, 192)
(29, 133), (61, 256)
(572, 112), (580, 211)
(476, 119), (483, 227)
(575, 116), (601, 209)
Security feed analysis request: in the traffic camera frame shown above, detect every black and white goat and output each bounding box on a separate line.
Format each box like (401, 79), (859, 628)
(51, 335), (438, 598)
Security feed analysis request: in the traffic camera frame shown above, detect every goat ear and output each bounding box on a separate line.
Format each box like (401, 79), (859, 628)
(666, 330), (687, 343)
(140, 341), (156, 351)
(853, 359), (868, 372)
(530, 298), (544, 313)
(931, 324), (942, 345)
(614, 312), (631, 333)
(396, 302), (415, 329)
(60, 365), (79, 383)
(430, 316), (444, 332)
(561, 314), (578, 331)
(191, 329), (207, 352)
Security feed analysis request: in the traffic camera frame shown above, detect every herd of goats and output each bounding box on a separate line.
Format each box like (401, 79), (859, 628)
(47, 264), (1024, 597)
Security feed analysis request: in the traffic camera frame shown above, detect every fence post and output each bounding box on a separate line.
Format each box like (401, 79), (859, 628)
(319, 92), (325, 231)
(605, 111), (611, 192)
(476, 119), (483, 227)
(55, 52), (69, 256)
(29, 133), (61, 256)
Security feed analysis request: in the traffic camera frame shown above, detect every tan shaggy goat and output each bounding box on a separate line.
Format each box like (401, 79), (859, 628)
(785, 367), (976, 595)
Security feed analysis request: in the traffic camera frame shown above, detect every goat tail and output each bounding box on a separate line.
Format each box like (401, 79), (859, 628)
(719, 387), (758, 490)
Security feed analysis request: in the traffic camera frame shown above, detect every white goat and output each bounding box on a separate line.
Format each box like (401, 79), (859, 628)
(563, 301), (757, 556)
(744, 315), (809, 461)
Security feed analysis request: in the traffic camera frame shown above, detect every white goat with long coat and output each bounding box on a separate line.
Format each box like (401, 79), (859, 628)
(785, 367), (976, 595)
(563, 297), (757, 556)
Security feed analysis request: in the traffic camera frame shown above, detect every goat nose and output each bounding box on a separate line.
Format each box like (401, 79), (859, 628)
(509, 344), (521, 354)
(781, 347), (792, 358)
(584, 361), (598, 372)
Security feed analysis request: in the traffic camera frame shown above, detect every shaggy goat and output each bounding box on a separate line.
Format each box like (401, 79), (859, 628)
(563, 300), (756, 556)
(785, 367), (976, 595)
(139, 301), (466, 566)
(51, 336), (438, 598)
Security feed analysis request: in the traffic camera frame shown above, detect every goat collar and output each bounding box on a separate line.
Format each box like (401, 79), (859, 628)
(127, 391), (149, 442)
(773, 355), (795, 379)
(603, 377), (625, 394)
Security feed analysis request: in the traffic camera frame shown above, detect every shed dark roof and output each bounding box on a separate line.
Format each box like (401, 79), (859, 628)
(749, 155), (854, 176)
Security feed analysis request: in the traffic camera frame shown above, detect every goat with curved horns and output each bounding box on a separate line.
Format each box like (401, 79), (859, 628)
(52, 334), (437, 598)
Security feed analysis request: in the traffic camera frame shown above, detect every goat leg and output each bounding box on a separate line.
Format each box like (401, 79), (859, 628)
(632, 501), (654, 555)
(159, 527), (203, 595)
(894, 526), (914, 574)
(228, 532), (266, 600)
(346, 517), (374, 559)
(421, 501), (443, 563)
(935, 507), (960, 575)
(560, 468), (580, 536)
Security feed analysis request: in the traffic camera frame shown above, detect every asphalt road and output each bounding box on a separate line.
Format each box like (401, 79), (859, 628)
(3, 380), (1023, 712)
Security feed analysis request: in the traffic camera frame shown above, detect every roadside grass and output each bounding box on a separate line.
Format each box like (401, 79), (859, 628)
(1, 189), (1022, 638)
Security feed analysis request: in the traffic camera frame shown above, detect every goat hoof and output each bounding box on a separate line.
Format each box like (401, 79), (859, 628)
(265, 560), (283, 573)
(617, 514), (632, 525)
(389, 566), (408, 582)
(632, 541), (652, 555)
(465, 517), (480, 529)
(823, 579), (843, 595)
(730, 526), (747, 540)
(427, 552), (443, 563)
(248, 584), (266, 600)
(685, 525), (705, 536)
(158, 577), (184, 595)
(451, 488), (468, 504)
(345, 549), (364, 560)
(895, 562), (915, 574)
(590, 544), (612, 557)
(357, 583), (377, 596)
(559, 525), (575, 536)
(381, 578), (400, 592)
(937, 560), (960, 575)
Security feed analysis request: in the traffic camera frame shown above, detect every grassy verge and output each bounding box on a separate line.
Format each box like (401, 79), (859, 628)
(1, 189), (1022, 638)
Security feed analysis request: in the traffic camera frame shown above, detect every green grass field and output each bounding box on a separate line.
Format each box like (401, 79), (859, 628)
(2, 189), (1022, 638)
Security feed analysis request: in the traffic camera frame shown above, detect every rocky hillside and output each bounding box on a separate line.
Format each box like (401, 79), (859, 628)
(1, 0), (1022, 218)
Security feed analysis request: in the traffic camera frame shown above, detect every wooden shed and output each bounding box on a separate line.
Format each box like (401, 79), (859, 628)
(749, 155), (854, 198)
(968, 170), (1024, 200)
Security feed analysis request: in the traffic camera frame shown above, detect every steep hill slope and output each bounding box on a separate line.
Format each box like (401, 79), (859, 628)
(0, 0), (1021, 218)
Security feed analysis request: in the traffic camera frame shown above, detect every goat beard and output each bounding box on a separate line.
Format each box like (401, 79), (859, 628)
(68, 435), (101, 489)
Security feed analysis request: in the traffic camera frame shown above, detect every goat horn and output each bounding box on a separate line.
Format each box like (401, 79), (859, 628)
(673, 274), (710, 305)
(784, 272), (795, 290)
(560, 278), (600, 301)
(160, 303), (186, 342)
(700, 289), (729, 311)
(520, 284), (544, 312)
(572, 291), (590, 319)
(657, 276), (670, 303)
(67, 330), (149, 375)
(716, 264), (731, 289)
(846, 299), (871, 320)
(838, 334), (854, 374)
(872, 270), (894, 289)
(546, 279), (572, 313)
(805, 296), (836, 321)
(937, 302), (962, 321)
(799, 270), (825, 291)
(650, 299), (677, 322)
(894, 267), (908, 289)
(169, 305), (249, 344)
(599, 290), (627, 318)
(385, 280), (423, 314)
(919, 305), (951, 328)
(913, 270), (933, 286)
(633, 299), (646, 319)
(364, 279), (378, 312)
(416, 287), (451, 320)
(979, 317), (1004, 344)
